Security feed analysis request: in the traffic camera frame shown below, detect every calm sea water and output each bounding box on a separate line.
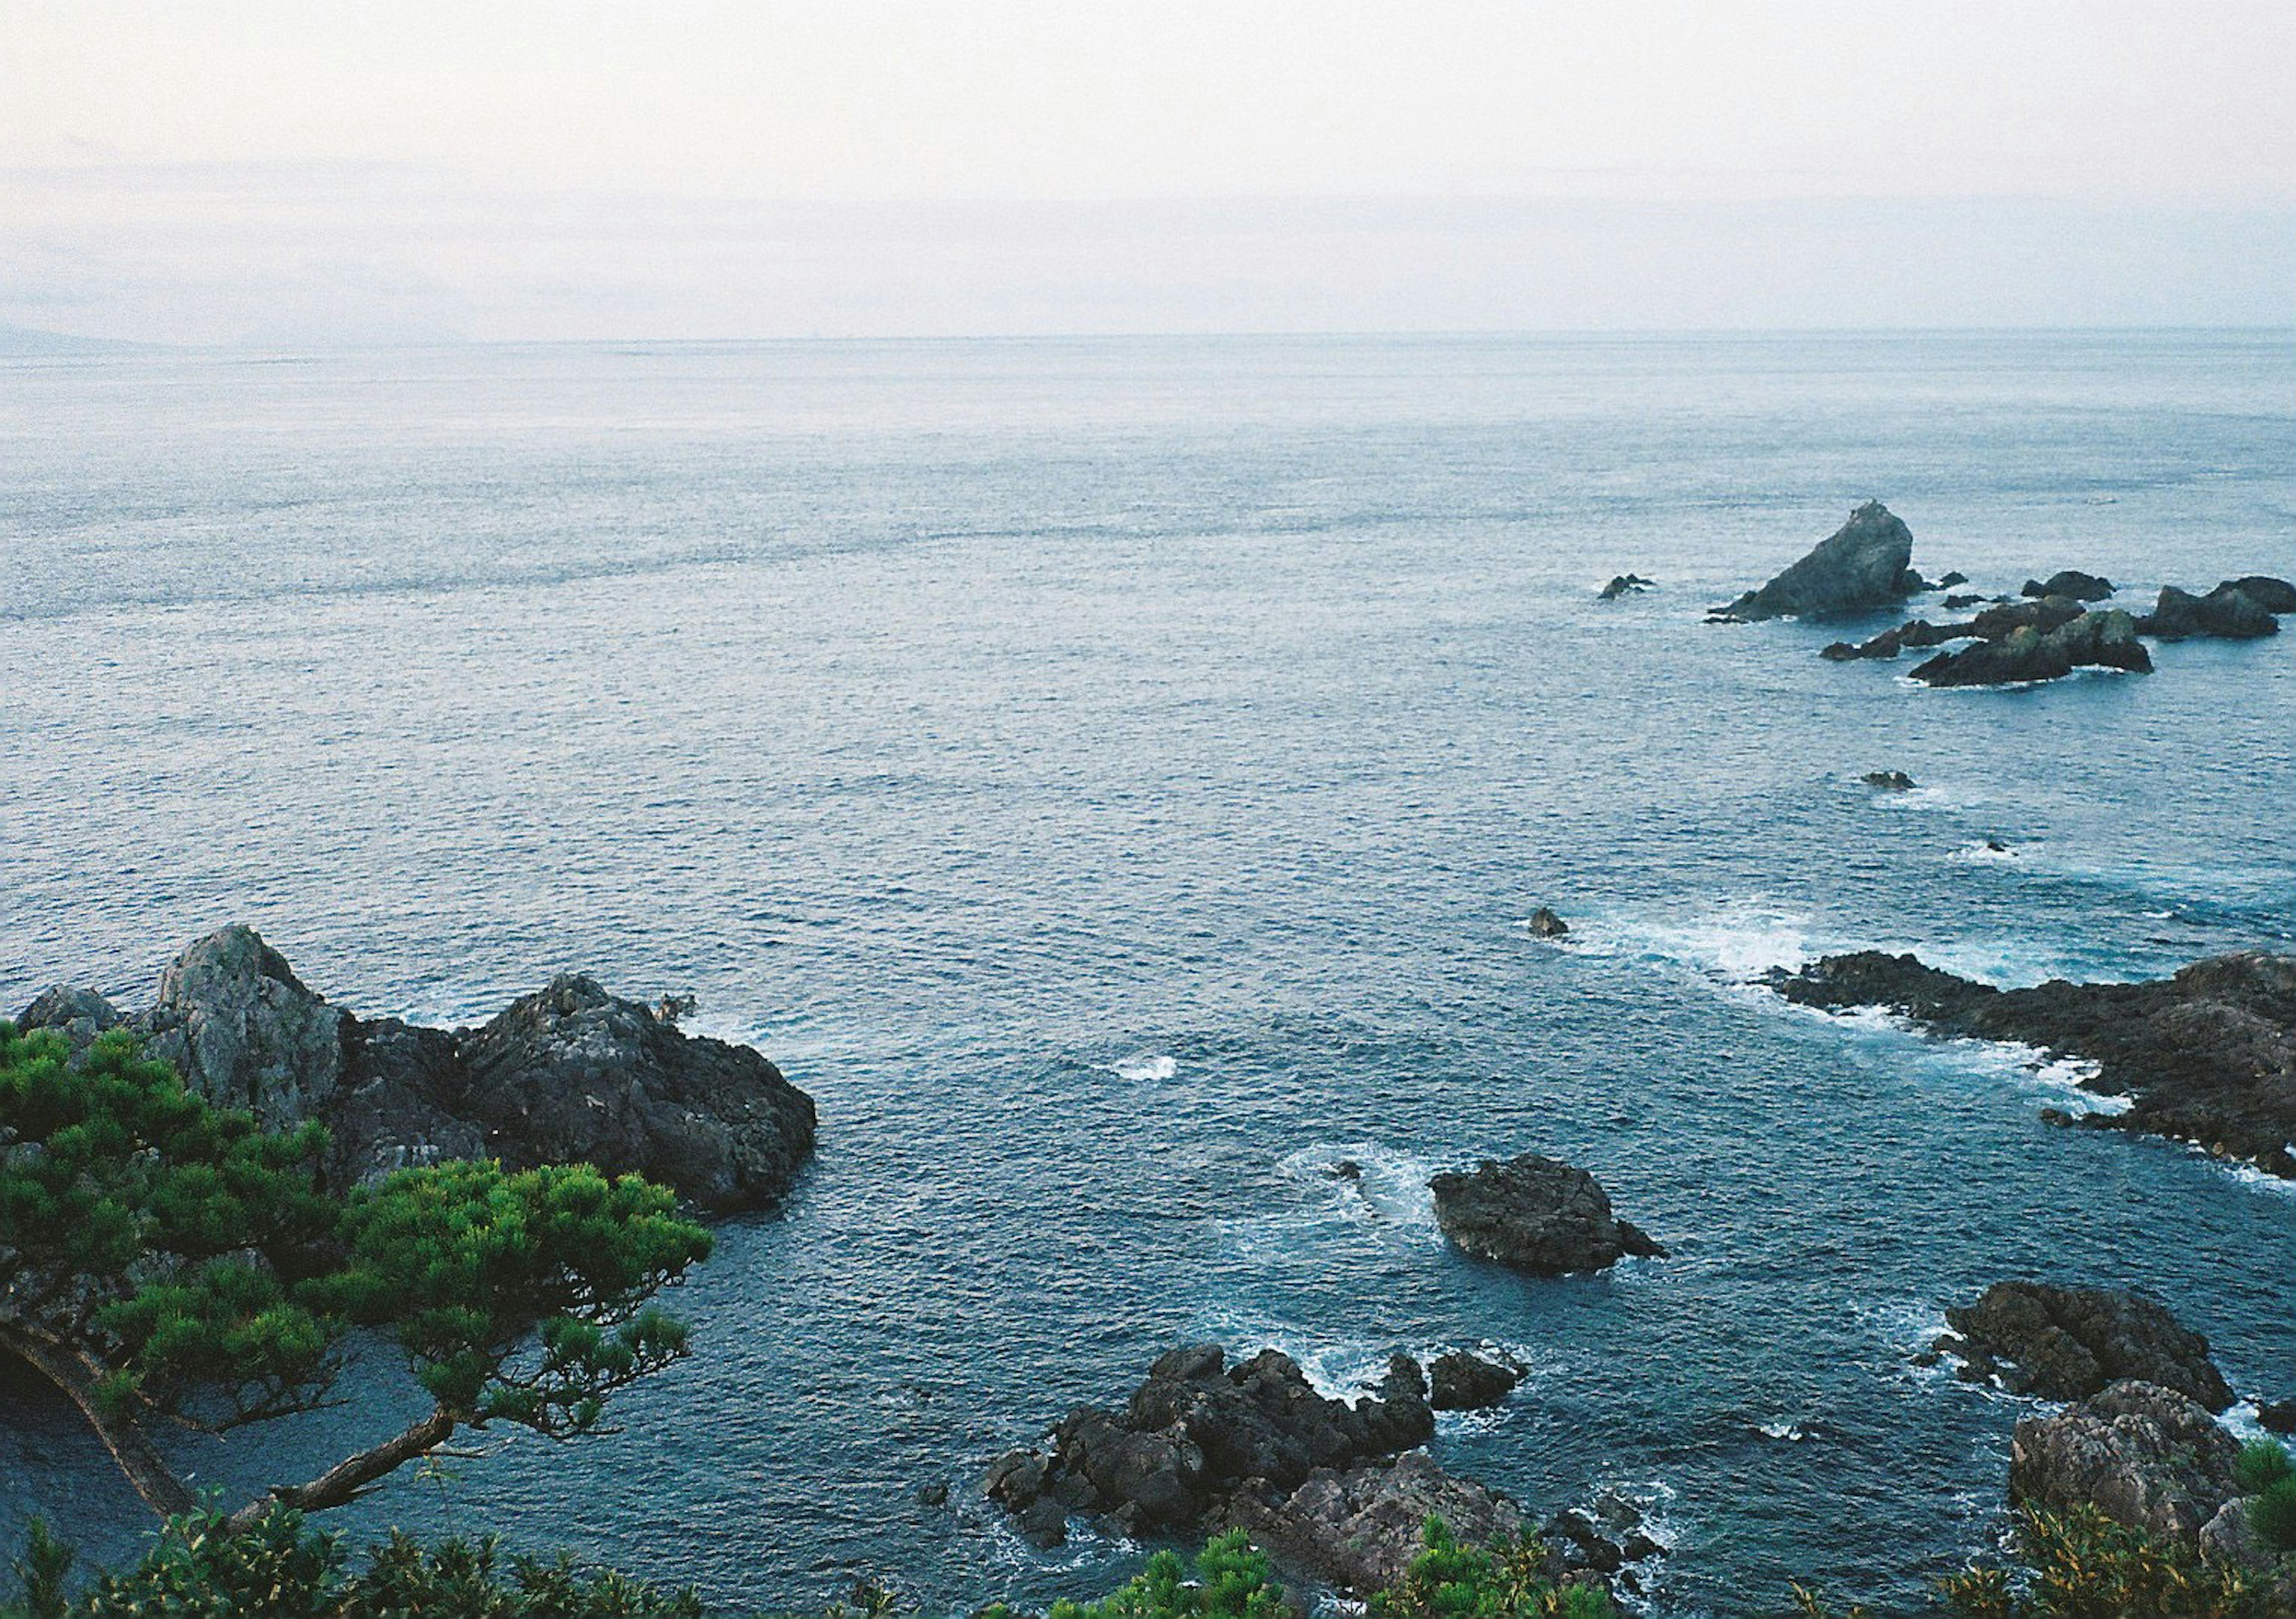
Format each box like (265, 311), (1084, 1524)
(2, 333), (2292, 1617)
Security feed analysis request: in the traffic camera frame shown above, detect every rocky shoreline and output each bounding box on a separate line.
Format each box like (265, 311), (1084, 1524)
(16, 925), (817, 1212)
(1767, 948), (2296, 1178)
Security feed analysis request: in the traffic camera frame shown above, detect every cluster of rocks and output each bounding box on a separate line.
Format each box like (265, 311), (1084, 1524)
(1862, 770), (1917, 790)
(16, 925), (816, 1211)
(1708, 501), (2291, 688)
(1768, 948), (2296, 1178)
(983, 1345), (1656, 1597)
(1430, 1153), (1665, 1276)
(1596, 573), (1656, 600)
(1923, 1282), (2234, 1410)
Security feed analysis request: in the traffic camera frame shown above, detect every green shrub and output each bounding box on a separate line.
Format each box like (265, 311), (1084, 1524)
(2233, 1439), (2294, 1496)
(1372, 1518), (1615, 1619)
(1042, 1531), (1284, 1619)
(2247, 1476), (2296, 1557)
(1939, 1507), (2266, 1618)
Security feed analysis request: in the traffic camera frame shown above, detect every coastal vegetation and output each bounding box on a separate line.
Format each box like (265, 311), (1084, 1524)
(0, 1019), (712, 1529)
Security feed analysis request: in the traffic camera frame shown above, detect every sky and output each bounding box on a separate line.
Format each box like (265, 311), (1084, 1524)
(4, 1), (2292, 342)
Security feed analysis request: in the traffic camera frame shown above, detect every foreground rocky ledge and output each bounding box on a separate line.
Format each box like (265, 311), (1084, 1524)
(16, 925), (816, 1211)
(984, 1345), (1657, 1597)
(1768, 949), (2296, 1177)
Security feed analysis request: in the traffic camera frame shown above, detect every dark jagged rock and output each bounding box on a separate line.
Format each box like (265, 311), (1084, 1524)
(1430, 1153), (1664, 1275)
(1428, 1350), (1523, 1410)
(1769, 949), (2296, 1177)
(1910, 608), (2151, 687)
(1823, 594), (2092, 664)
(2009, 1381), (2239, 1551)
(1934, 1283), (2233, 1409)
(2022, 570), (2115, 601)
(1596, 573), (1655, 600)
(16, 985), (122, 1049)
(2258, 1400), (2296, 1435)
(1861, 771), (1917, 790)
(2139, 582), (2283, 641)
(1937, 570), (1970, 588)
(15, 927), (817, 1211)
(1943, 592), (1986, 609)
(1526, 907), (1570, 938)
(984, 1345), (1436, 1547)
(1710, 501), (1918, 622)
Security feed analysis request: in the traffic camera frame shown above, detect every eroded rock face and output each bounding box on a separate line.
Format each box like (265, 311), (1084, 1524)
(16, 985), (123, 1048)
(1430, 1153), (1665, 1275)
(2008, 1381), (2238, 1550)
(133, 926), (349, 1127)
(1711, 502), (1918, 622)
(1214, 1450), (1526, 1591)
(1769, 949), (2296, 1178)
(15, 928), (816, 1212)
(1937, 1283), (2233, 1410)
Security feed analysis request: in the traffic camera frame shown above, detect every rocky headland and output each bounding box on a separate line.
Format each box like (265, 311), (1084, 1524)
(1429, 1152), (1665, 1275)
(15, 924), (816, 1211)
(1768, 949), (2296, 1177)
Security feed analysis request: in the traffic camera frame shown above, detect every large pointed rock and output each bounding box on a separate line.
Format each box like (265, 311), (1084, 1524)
(133, 925), (349, 1127)
(1712, 501), (1918, 622)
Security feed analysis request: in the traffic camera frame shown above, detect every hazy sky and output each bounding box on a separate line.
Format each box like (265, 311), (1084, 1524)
(5, 2), (2292, 341)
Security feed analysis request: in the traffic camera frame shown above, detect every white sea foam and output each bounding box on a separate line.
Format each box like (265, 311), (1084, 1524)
(1947, 839), (2020, 865)
(1273, 1141), (1443, 1240)
(1756, 1419), (1813, 1442)
(1565, 904), (1819, 981)
(1110, 1053), (1178, 1082)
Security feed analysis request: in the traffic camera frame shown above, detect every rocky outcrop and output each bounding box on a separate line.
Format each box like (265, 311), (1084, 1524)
(982, 1345), (1436, 1547)
(2009, 1381), (2239, 1549)
(1821, 593), (2089, 662)
(1428, 1350), (1523, 1410)
(1861, 771), (1917, 790)
(1525, 908), (1570, 938)
(1430, 1153), (1664, 1275)
(1934, 1283), (2233, 1409)
(1908, 607), (2151, 687)
(1768, 949), (2296, 1177)
(2139, 581), (2284, 641)
(1711, 501), (1918, 622)
(16, 985), (122, 1049)
(2022, 570), (2114, 601)
(17, 927), (816, 1212)
(2227, 575), (2296, 613)
(1596, 574), (1655, 600)
(986, 1345), (1653, 1598)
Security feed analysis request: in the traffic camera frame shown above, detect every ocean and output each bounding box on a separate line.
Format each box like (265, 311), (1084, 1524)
(2, 331), (2292, 1616)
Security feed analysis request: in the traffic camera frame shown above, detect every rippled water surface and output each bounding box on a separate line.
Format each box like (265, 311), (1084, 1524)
(3, 333), (2293, 1616)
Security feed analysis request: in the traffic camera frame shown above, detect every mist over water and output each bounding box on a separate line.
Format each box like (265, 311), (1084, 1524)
(2, 332), (2292, 1616)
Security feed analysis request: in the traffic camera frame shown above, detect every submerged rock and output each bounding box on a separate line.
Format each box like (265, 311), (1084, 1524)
(1711, 501), (1918, 622)
(1428, 1350), (1524, 1410)
(1769, 949), (2296, 1178)
(17, 927), (817, 1211)
(1596, 573), (1656, 600)
(1526, 907), (1570, 938)
(1430, 1152), (1665, 1275)
(2022, 570), (2115, 601)
(1861, 770), (1917, 790)
(2009, 1381), (2238, 1551)
(1935, 1282), (2233, 1409)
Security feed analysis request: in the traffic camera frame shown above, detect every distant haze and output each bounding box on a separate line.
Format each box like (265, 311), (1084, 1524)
(5, 2), (2292, 343)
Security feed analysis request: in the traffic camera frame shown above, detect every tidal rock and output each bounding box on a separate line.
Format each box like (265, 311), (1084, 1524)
(1935, 1282), (2233, 1409)
(2258, 1400), (2296, 1435)
(1861, 771), (1917, 790)
(2008, 1381), (2238, 1551)
(1428, 1350), (1524, 1410)
(2139, 582), (2283, 640)
(2022, 570), (2115, 601)
(133, 926), (350, 1127)
(1216, 1450), (1528, 1591)
(1597, 573), (1655, 600)
(1937, 571), (1970, 588)
(2226, 575), (2296, 613)
(1910, 608), (2151, 688)
(14, 928), (817, 1212)
(1711, 501), (1918, 622)
(1526, 907), (1570, 938)
(1769, 949), (2296, 1178)
(1430, 1153), (1665, 1275)
(1943, 592), (1986, 609)
(985, 1344), (1436, 1547)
